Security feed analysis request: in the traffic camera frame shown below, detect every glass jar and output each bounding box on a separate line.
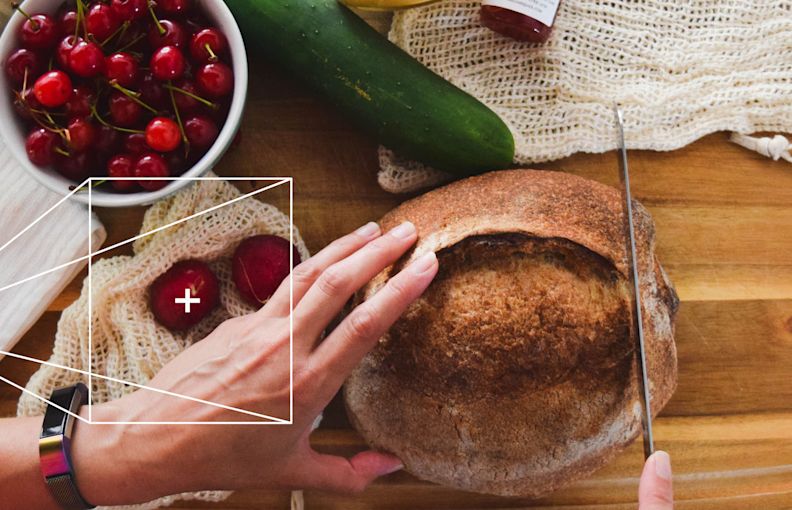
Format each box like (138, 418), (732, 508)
(480, 0), (560, 43)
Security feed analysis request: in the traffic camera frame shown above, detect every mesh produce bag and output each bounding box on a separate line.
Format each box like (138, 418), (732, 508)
(377, 0), (792, 193)
(17, 177), (309, 509)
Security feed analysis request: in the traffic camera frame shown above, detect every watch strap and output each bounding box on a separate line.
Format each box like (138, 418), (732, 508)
(40, 383), (96, 510)
(47, 474), (95, 510)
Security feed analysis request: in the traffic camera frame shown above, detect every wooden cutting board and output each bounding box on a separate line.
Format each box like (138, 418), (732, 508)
(0, 9), (790, 510)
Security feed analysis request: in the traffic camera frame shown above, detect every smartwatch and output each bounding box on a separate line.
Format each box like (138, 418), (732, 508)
(39, 383), (96, 510)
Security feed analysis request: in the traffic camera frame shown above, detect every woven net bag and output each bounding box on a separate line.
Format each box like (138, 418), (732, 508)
(378, 0), (792, 193)
(17, 177), (309, 509)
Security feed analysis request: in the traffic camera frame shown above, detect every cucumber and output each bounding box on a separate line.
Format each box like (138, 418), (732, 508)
(226, 0), (515, 175)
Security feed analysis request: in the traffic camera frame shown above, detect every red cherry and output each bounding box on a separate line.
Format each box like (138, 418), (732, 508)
(5, 48), (41, 86)
(148, 19), (186, 49)
(19, 14), (59, 50)
(157, 0), (191, 16)
(116, 21), (147, 51)
(123, 132), (148, 154)
(145, 117), (181, 152)
(183, 11), (210, 32)
(54, 151), (97, 182)
(86, 3), (120, 41)
(13, 88), (40, 120)
(67, 118), (97, 152)
(109, 91), (142, 127)
(140, 72), (167, 108)
(134, 153), (170, 190)
(25, 128), (59, 166)
(56, 35), (82, 69)
(96, 125), (121, 154)
(202, 98), (229, 124)
(189, 28), (226, 64)
(65, 85), (95, 118)
(171, 79), (201, 112)
(232, 235), (301, 307)
(184, 115), (218, 149)
(111, 0), (147, 21)
(150, 45), (185, 81)
(105, 52), (139, 87)
(33, 70), (72, 107)
(164, 151), (187, 175)
(196, 62), (233, 98)
(59, 9), (78, 35)
(149, 260), (220, 331)
(183, 17), (203, 36)
(69, 41), (105, 78)
(107, 154), (138, 192)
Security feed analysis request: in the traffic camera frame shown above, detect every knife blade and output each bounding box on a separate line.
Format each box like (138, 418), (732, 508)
(613, 104), (655, 460)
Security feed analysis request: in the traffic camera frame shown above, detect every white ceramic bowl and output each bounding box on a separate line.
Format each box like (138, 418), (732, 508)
(0, 0), (247, 207)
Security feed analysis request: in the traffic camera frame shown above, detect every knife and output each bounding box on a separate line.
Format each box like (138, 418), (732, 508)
(613, 104), (655, 460)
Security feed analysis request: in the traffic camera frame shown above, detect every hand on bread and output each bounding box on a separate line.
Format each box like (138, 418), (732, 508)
(2, 218), (675, 508)
(639, 451), (675, 509)
(68, 221), (439, 505)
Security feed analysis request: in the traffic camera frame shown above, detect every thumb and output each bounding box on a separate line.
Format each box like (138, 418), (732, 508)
(300, 450), (403, 494)
(639, 450), (674, 509)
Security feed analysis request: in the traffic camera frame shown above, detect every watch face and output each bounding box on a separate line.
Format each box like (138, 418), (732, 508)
(41, 390), (75, 437)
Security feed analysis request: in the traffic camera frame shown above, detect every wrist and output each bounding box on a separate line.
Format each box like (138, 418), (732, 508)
(69, 396), (172, 506)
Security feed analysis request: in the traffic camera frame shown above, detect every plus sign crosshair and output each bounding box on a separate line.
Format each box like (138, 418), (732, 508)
(175, 288), (201, 313)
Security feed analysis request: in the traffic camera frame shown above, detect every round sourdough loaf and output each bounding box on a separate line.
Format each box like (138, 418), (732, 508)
(344, 169), (679, 497)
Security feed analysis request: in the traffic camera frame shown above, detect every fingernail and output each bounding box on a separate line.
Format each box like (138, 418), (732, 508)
(653, 451), (672, 481)
(355, 222), (380, 239)
(410, 251), (437, 274)
(389, 221), (416, 239)
(382, 462), (404, 475)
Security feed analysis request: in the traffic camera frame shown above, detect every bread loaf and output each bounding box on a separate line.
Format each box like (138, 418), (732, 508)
(344, 169), (679, 497)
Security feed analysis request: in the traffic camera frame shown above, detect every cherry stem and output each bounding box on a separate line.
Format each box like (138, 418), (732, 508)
(167, 80), (190, 156)
(11, 4), (39, 29)
(54, 146), (70, 157)
(90, 103), (145, 134)
(17, 93), (69, 140)
(100, 20), (130, 47)
(72, 179), (107, 193)
(116, 33), (146, 53)
(147, 1), (166, 35)
(39, 121), (67, 137)
(43, 111), (59, 127)
(32, 112), (67, 137)
(204, 43), (218, 62)
(109, 81), (159, 114)
(47, 120), (69, 143)
(75, 0), (87, 39)
(163, 83), (217, 109)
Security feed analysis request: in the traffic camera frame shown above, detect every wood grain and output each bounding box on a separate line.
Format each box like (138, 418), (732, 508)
(1, 7), (791, 510)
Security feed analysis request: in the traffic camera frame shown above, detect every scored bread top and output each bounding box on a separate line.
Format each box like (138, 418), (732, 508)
(344, 169), (679, 497)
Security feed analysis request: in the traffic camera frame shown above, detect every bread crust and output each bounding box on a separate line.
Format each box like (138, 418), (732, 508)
(344, 169), (679, 497)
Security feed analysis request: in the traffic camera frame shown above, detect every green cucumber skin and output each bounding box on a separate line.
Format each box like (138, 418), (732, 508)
(226, 0), (515, 176)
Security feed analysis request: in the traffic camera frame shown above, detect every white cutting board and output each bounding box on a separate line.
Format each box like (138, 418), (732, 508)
(0, 139), (106, 358)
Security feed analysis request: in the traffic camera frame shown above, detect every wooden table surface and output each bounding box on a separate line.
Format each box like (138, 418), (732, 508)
(1, 8), (792, 510)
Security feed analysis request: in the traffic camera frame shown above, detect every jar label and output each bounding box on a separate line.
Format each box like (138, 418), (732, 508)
(482, 0), (560, 27)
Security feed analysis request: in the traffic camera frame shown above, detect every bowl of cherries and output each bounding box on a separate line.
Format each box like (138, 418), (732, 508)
(0, 0), (247, 207)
